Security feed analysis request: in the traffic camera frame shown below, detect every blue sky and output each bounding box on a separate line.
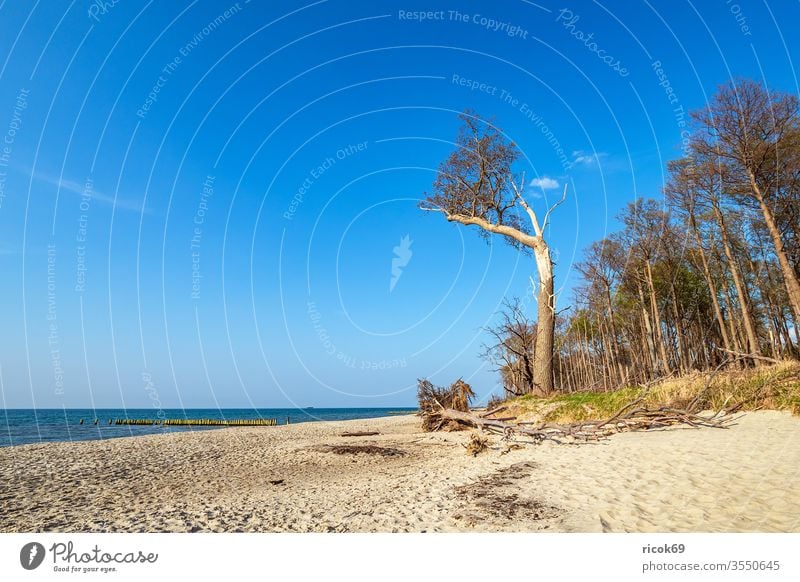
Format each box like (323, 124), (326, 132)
(0, 0), (798, 409)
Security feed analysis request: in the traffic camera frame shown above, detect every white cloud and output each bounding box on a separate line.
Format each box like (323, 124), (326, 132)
(570, 150), (607, 167)
(32, 171), (147, 213)
(529, 176), (560, 190)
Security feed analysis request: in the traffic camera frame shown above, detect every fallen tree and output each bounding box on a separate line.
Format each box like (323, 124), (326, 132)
(435, 405), (733, 445)
(418, 372), (737, 445)
(417, 378), (476, 431)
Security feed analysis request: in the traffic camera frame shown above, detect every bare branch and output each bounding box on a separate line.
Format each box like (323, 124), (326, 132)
(447, 213), (540, 249)
(510, 175), (543, 236)
(716, 347), (782, 364)
(541, 183), (568, 233)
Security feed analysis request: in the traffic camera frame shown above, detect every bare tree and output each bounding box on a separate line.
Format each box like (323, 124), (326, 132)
(665, 158), (734, 357)
(543, 79), (800, 396)
(482, 298), (538, 397)
(691, 79), (800, 324)
(422, 112), (566, 396)
(677, 154), (761, 359)
(619, 199), (672, 375)
(576, 238), (628, 385)
(417, 81), (799, 402)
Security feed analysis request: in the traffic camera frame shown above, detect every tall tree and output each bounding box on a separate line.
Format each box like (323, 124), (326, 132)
(576, 238), (628, 385)
(665, 157), (734, 357)
(422, 112), (565, 396)
(619, 199), (672, 375)
(691, 79), (800, 324)
(685, 154), (761, 357)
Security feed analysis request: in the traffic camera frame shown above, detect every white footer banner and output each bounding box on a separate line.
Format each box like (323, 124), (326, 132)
(1, 533), (797, 581)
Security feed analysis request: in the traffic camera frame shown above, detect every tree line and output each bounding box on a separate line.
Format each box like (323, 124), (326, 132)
(423, 79), (800, 399)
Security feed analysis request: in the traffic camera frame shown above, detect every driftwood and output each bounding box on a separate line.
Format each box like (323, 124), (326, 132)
(417, 378), (476, 431)
(418, 373), (737, 445)
(463, 433), (489, 456)
(717, 347), (782, 364)
(340, 431), (380, 437)
(435, 406), (733, 444)
(427, 372), (736, 446)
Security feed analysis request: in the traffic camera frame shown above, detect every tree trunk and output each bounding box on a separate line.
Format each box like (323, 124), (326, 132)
(532, 244), (555, 396)
(723, 286), (746, 353)
(752, 183), (800, 325)
(637, 283), (658, 373)
(756, 260), (785, 358)
(713, 247), (745, 355)
(670, 283), (689, 373)
(644, 261), (671, 374)
(782, 310), (796, 355)
(711, 202), (760, 357)
(445, 208), (560, 397)
(688, 214), (733, 354)
(634, 311), (651, 381)
(604, 286), (627, 386)
(599, 319), (612, 391)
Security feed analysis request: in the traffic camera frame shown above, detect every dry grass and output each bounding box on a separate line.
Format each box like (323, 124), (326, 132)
(501, 361), (800, 425)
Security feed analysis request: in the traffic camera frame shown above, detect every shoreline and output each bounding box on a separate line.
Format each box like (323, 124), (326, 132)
(0, 412), (417, 451)
(1, 411), (798, 533)
(0, 408), (417, 449)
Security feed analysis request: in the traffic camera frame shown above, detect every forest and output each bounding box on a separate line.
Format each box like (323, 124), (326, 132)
(423, 79), (800, 402)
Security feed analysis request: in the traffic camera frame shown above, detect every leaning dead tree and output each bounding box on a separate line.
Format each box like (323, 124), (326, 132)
(421, 112), (566, 396)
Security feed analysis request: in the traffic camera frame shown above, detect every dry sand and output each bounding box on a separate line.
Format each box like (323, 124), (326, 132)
(0, 411), (798, 532)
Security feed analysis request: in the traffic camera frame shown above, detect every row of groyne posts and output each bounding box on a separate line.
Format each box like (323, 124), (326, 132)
(78, 418), (283, 426)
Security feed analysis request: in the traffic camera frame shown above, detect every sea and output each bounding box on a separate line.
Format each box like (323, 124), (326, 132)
(0, 408), (417, 447)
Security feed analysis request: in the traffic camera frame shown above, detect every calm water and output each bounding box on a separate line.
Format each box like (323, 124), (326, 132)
(0, 408), (416, 447)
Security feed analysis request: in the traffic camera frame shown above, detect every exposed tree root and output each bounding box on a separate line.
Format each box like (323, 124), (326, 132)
(433, 405), (733, 445)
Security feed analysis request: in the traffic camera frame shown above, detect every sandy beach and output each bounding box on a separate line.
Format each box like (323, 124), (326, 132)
(1, 411), (798, 533)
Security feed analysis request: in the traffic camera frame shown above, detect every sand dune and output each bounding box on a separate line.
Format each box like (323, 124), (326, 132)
(0, 411), (798, 532)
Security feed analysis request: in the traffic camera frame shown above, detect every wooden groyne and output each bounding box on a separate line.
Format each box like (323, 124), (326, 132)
(105, 418), (278, 427)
